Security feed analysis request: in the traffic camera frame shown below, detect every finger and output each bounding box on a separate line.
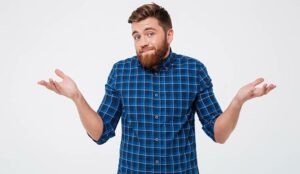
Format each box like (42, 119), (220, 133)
(52, 80), (62, 93)
(55, 69), (67, 80)
(262, 83), (268, 95)
(38, 80), (51, 89)
(38, 80), (53, 90)
(266, 84), (276, 94)
(258, 83), (268, 96)
(252, 83), (267, 97)
(37, 80), (46, 86)
(270, 84), (276, 90)
(49, 78), (60, 92)
(49, 78), (59, 94)
(251, 77), (264, 86)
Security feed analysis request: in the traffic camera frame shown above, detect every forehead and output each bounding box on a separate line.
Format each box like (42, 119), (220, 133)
(131, 17), (162, 33)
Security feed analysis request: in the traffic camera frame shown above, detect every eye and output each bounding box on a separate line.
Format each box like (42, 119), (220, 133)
(147, 32), (155, 37)
(133, 35), (141, 41)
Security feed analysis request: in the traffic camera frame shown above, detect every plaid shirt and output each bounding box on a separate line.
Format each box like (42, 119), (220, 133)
(90, 49), (223, 173)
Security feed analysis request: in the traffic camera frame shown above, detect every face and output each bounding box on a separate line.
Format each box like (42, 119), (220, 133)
(131, 17), (173, 70)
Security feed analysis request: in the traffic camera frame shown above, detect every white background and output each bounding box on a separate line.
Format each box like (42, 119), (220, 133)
(1, 0), (299, 173)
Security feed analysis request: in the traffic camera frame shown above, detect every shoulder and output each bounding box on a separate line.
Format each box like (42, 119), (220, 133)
(174, 52), (212, 88)
(112, 56), (139, 70)
(173, 52), (207, 71)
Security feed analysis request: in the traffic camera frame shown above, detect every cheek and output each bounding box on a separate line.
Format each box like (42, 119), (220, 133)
(153, 40), (162, 49)
(152, 36), (165, 48)
(147, 40), (157, 48)
(134, 43), (139, 51)
(134, 41), (144, 49)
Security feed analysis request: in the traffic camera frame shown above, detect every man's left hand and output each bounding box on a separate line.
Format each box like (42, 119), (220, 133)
(234, 77), (276, 104)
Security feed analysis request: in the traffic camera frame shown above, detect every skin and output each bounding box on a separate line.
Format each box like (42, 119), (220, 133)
(38, 17), (276, 144)
(132, 17), (173, 70)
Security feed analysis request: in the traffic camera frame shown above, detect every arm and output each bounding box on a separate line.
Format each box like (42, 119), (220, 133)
(214, 96), (243, 144)
(38, 69), (104, 141)
(72, 91), (104, 141)
(214, 78), (276, 144)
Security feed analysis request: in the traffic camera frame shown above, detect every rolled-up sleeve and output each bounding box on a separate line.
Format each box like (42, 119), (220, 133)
(89, 64), (122, 145)
(194, 63), (223, 142)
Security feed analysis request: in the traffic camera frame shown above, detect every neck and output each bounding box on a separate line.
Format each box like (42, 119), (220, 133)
(162, 47), (171, 60)
(151, 47), (171, 70)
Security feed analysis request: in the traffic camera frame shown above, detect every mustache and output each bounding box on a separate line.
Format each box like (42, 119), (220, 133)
(139, 47), (155, 53)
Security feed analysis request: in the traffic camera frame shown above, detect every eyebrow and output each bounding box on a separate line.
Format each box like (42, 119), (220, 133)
(132, 27), (157, 36)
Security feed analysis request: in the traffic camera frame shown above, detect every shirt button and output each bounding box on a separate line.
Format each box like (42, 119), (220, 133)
(154, 72), (158, 76)
(154, 115), (159, 119)
(154, 93), (158, 97)
(155, 160), (159, 164)
(154, 138), (159, 142)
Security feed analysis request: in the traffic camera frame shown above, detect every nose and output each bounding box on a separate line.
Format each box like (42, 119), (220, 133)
(140, 36), (149, 48)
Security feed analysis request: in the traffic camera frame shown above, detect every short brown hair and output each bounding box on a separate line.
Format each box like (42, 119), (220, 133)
(128, 3), (172, 31)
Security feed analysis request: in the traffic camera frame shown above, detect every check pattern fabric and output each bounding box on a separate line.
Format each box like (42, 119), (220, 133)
(90, 50), (223, 173)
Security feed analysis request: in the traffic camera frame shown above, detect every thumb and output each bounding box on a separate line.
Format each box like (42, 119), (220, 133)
(250, 77), (264, 86)
(55, 69), (67, 80)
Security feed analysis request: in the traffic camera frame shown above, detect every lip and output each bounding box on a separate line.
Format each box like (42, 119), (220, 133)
(141, 49), (154, 53)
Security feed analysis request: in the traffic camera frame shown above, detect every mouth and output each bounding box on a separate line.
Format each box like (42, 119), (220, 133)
(140, 48), (154, 54)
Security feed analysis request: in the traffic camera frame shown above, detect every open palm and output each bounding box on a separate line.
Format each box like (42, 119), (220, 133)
(235, 77), (276, 104)
(38, 69), (79, 100)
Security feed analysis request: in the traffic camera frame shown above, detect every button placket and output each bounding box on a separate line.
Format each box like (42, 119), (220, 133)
(152, 70), (161, 167)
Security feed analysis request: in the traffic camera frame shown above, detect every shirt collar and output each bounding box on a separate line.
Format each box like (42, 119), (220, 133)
(160, 48), (175, 70)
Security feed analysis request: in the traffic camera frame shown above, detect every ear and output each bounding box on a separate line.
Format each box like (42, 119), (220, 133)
(166, 28), (174, 44)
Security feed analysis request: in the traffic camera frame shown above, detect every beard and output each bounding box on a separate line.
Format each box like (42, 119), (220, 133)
(137, 38), (169, 70)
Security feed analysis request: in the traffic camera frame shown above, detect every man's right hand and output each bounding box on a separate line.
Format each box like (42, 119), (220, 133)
(38, 69), (80, 101)
(38, 69), (104, 141)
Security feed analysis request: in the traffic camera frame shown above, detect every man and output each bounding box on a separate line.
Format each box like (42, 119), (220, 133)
(38, 3), (276, 174)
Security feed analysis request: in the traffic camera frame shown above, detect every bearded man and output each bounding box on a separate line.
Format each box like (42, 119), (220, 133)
(38, 3), (276, 174)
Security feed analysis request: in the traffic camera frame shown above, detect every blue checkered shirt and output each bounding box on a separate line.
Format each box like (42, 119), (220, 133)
(89, 50), (223, 173)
